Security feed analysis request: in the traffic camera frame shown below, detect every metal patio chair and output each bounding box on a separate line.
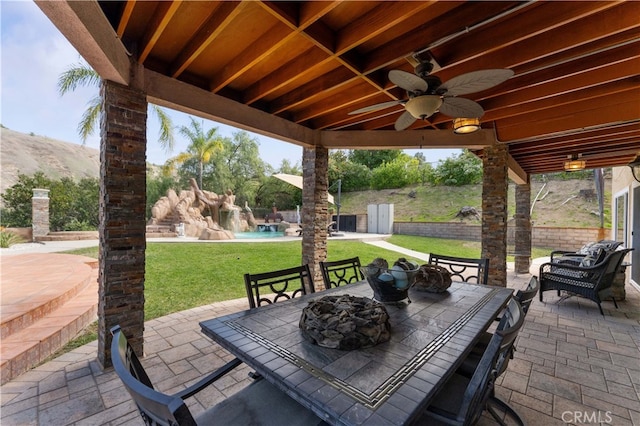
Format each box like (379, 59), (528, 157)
(244, 264), (314, 309)
(428, 253), (489, 284)
(418, 299), (526, 426)
(110, 325), (323, 425)
(319, 256), (363, 290)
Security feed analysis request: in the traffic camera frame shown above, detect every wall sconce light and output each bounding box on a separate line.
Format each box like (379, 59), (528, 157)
(628, 154), (640, 182)
(453, 118), (480, 134)
(564, 154), (586, 171)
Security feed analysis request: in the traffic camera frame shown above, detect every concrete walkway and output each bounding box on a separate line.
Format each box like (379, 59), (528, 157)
(1, 238), (639, 425)
(363, 240), (431, 262)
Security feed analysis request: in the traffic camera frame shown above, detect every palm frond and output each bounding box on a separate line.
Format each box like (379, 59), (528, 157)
(78, 96), (102, 143)
(151, 105), (175, 152)
(57, 63), (101, 95)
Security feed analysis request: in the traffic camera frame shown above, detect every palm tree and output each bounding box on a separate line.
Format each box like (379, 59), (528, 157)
(165, 117), (223, 188)
(57, 62), (174, 151)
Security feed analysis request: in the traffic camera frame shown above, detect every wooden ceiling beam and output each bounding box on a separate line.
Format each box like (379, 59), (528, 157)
(35, 0), (130, 85)
(483, 77), (640, 124)
(513, 141), (640, 164)
(510, 27), (640, 79)
(208, 24), (294, 93)
(270, 67), (358, 114)
(507, 123), (640, 152)
(138, 0), (182, 63)
(482, 43), (640, 107)
(116, 0), (136, 38)
(507, 154), (528, 185)
(320, 129), (495, 150)
(298, 42), (640, 128)
(145, 68), (317, 147)
(169, 1), (245, 78)
(495, 92), (640, 141)
(293, 81), (384, 123)
(243, 48), (333, 104)
(360, 2), (515, 73)
(335, 1), (437, 54)
(261, 1), (439, 113)
(433, 1), (618, 68)
(434, 2), (640, 80)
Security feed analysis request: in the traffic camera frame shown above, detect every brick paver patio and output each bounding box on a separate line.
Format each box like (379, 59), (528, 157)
(1, 265), (638, 425)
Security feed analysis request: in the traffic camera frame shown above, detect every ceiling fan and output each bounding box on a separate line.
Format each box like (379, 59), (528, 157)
(349, 58), (513, 131)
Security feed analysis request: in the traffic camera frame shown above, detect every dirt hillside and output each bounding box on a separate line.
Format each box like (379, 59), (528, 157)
(1, 127), (100, 194)
(339, 177), (610, 228)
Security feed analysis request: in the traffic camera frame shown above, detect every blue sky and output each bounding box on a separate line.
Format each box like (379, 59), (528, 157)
(1, 1), (459, 168)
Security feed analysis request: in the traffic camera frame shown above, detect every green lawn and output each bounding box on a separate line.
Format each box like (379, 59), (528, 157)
(386, 235), (553, 261)
(58, 236), (553, 356)
(66, 240), (413, 320)
(66, 237), (553, 320)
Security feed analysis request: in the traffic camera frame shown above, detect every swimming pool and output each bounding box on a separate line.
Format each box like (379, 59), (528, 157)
(234, 231), (285, 239)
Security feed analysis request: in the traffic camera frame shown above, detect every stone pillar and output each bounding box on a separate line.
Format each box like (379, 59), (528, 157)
(31, 188), (50, 241)
(301, 146), (329, 290)
(514, 183), (532, 274)
(481, 144), (508, 287)
(97, 80), (147, 368)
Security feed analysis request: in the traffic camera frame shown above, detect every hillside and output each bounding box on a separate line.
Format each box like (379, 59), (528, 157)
(1, 128), (607, 228)
(338, 178), (610, 229)
(1, 128), (100, 194)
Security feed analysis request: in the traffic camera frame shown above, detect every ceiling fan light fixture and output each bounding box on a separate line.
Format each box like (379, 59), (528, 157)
(404, 95), (442, 120)
(564, 154), (586, 172)
(628, 154), (640, 182)
(453, 118), (480, 134)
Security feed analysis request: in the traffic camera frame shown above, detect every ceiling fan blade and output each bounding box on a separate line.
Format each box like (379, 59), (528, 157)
(389, 70), (428, 93)
(439, 97), (485, 118)
(349, 100), (404, 115)
(438, 69), (513, 96)
(394, 110), (417, 131)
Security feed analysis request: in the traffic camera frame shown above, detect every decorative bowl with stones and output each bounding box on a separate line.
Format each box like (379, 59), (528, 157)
(299, 295), (391, 350)
(361, 257), (419, 303)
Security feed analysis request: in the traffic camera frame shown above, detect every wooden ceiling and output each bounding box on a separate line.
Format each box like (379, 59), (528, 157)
(37, 1), (640, 183)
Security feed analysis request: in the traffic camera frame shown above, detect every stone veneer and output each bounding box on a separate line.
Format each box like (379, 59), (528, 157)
(31, 188), (50, 240)
(481, 144), (508, 287)
(514, 183), (532, 274)
(301, 146), (329, 290)
(97, 80), (147, 368)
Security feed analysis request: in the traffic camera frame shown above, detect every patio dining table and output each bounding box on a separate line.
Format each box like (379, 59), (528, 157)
(200, 281), (512, 425)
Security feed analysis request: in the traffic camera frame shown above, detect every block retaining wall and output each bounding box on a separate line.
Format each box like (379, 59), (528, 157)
(393, 221), (607, 252)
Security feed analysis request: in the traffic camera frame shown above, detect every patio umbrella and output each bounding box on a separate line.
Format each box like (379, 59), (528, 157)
(272, 174), (335, 204)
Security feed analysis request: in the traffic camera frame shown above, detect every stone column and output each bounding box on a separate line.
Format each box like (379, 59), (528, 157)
(301, 146), (329, 290)
(481, 144), (508, 287)
(97, 80), (147, 368)
(31, 188), (50, 241)
(514, 183), (532, 274)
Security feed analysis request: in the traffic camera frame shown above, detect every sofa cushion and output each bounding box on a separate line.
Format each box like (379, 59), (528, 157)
(579, 248), (606, 267)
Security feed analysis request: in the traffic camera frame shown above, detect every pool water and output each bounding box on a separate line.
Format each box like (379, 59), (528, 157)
(235, 231), (285, 239)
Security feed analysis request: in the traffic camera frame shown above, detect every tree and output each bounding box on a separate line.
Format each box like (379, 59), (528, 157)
(57, 62), (175, 150)
(209, 131), (269, 207)
(165, 117), (223, 188)
(370, 154), (421, 190)
(0, 172), (99, 230)
(431, 150), (483, 186)
(328, 151), (372, 192)
(1, 172), (52, 227)
(348, 149), (401, 169)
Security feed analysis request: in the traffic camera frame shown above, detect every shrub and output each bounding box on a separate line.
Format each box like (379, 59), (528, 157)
(430, 150), (483, 186)
(0, 228), (24, 248)
(370, 156), (419, 190)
